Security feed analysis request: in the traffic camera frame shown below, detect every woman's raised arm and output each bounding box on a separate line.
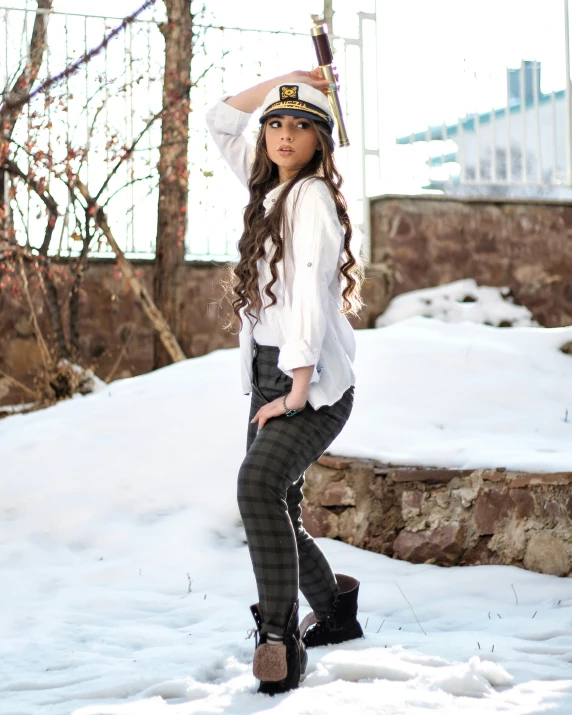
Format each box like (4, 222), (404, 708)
(226, 70), (330, 113)
(205, 95), (255, 188)
(205, 70), (330, 188)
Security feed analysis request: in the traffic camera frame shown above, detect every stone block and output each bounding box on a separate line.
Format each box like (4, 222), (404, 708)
(474, 489), (514, 535)
(434, 491), (450, 509)
(351, 465), (376, 499)
(338, 507), (368, 543)
(321, 480), (356, 507)
(317, 455), (352, 470)
(407, 516), (430, 533)
(390, 469), (471, 484)
(451, 486), (479, 508)
(362, 532), (395, 555)
(460, 537), (493, 566)
(523, 532), (572, 577)
(489, 521), (527, 561)
(401, 490), (423, 519)
(509, 489), (536, 519)
(304, 463), (343, 504)
(301, 504), (338, 540)
(544, 501), (564, 521)
(393, 522), (465, 565)
(482, 469), (506, 482)
(510, 473), (572, 488)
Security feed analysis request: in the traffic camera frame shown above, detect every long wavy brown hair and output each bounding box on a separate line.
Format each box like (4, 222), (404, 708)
(219, 115), (365, 335)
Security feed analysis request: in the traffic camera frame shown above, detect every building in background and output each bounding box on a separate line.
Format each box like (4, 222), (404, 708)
(396, 61), (570, 198)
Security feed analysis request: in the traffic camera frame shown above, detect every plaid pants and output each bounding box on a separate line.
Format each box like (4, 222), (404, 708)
(237, 340), (355, 636)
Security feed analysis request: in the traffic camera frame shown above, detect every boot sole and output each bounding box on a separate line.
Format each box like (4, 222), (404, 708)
(300, 645), (308, 674)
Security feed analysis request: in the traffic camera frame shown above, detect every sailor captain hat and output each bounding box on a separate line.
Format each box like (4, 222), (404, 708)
(259, 82), (334, 132)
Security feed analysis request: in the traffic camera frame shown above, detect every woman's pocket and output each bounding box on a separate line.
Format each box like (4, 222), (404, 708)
(318, 385), (354, 425)
(252, 356), (292, 403)
(254, 372), (293, 403)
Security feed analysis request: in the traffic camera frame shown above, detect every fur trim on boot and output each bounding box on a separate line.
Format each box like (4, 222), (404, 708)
(249, 600), (307, 695)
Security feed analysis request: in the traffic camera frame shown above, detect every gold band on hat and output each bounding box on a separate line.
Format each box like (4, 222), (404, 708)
(261, 99), (331, 124)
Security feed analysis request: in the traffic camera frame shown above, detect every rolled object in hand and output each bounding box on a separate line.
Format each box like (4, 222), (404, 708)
(311, 22), (349, 147)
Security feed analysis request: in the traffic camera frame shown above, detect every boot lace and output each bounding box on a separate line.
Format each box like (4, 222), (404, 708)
(304, 603), (341, 644)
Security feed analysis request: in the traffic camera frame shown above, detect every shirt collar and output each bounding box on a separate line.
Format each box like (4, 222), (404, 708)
(262, 180), (291, 210)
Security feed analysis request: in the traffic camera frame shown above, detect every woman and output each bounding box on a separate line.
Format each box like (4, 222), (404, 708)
(206, 69), (365, 696)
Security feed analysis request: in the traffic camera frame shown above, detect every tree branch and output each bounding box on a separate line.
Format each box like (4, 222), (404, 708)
(0, 0), (158, 116)
(1, 0), (52, 139)
(74, 177), (186, 363)
(1, 158), (59, 253)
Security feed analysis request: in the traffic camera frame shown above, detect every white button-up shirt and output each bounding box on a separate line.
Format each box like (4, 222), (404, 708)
(205, 95), (357, 409)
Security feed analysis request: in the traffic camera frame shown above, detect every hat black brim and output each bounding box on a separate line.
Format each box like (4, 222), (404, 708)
(260, 108), (334, 132)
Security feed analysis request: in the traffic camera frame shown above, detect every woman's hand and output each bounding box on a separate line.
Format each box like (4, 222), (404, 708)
(251, 392), (308, 430)
(225, 68), (339, 114)
(281, 68), (339, 95)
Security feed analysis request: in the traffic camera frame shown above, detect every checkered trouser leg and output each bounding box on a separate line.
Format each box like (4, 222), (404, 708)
(237, 342), (354, 637)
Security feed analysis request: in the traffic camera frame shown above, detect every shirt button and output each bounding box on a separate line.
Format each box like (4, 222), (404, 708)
(307, 262), (312, 267)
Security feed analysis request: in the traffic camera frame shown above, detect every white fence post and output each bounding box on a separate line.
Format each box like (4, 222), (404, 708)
(564, 0), (572, 185)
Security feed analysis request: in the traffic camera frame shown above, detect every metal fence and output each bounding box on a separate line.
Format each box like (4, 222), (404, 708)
(2, 5), (166, 259)
(1, 3), (379, 263)
(3, 1), (572, 266)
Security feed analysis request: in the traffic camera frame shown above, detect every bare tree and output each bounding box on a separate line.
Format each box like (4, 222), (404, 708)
(0, 0), (189, 410)
(0, 0), (52, 241)
(153, 0), (193, 369)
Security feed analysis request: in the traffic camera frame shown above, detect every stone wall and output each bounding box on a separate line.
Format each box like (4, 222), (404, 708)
(4, 193), (572, 406)
(370, 194), (572, 327)
(0, 259), (391, 406)
(303, 455), (572, 577)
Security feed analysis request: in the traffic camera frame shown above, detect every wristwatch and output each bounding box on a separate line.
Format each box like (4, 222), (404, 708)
(282, 393), (307, 417)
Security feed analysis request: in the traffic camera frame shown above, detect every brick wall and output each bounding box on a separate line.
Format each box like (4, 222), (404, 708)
(4, 193), (572, 406)
(0, 258), (390, 406)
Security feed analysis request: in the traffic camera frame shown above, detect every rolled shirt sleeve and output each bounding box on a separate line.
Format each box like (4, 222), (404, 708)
(205, 95), (255, 188)
(277, 178), (344, 383)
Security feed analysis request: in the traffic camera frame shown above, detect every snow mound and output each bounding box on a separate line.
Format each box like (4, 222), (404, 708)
(304, 649), (512, 696)
(342, 317), (572, 471)
(376, 279), (537, 328)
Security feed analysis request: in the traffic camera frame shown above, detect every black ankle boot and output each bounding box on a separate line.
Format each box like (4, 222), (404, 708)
(301, 574), (364, 648)
(249, 600), (307, 696)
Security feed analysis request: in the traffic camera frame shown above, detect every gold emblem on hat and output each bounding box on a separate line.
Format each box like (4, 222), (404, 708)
(280, 85), (299, 100)
(263, 100), (330, 123)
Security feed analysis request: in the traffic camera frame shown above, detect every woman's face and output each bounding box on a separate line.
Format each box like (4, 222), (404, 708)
(264, 114), (319, 183)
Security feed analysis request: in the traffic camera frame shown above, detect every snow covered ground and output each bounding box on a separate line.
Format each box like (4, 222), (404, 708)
(1, 317), (572, 714)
